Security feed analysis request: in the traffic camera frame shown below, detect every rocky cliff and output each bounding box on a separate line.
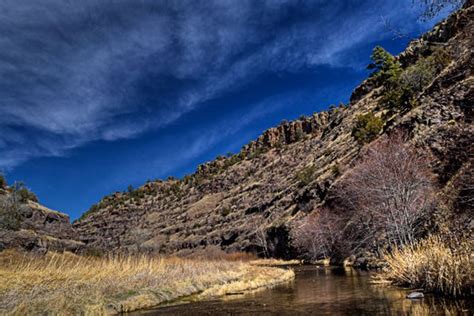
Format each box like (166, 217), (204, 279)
(17, 4), (473, 257)
(0, 185), (84, 253)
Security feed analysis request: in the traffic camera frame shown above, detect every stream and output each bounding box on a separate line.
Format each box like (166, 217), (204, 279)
(138, 265), (473, 315)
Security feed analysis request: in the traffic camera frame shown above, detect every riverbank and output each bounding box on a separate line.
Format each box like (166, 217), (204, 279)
(142, 265), (474, 315)
(0, 250), (294, 315)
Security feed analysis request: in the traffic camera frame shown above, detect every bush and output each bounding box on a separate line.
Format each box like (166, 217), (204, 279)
(352, 113), (384, 144)
(0, 196), (22, 230)
(295, 165), (316, 187)
(401, 58), (437, 92)
(12, 182), (38, 203)
(77, 204), (100, 222)
(221, 208), (231, 217)
(0, 175), (7, 188)
(379, 47), (451, 109)
(248, 147), (266, 159)
(331, 164), (341, 177)
(295, 128), (305, 141)
(337, 133), (435, 250)
(290, 208), (343, 261)
(382, 235), (472, 297)
(380, 84), (413, 109)
(17, 188), (38, 203)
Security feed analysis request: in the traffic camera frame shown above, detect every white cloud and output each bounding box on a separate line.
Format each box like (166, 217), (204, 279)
(0, 0), (434, 169)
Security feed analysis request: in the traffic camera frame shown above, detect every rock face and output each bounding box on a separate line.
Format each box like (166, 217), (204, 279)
(71, 5), (472, 257)
(0, 188), (84, 252)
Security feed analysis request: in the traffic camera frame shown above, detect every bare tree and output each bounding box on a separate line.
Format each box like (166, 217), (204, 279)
(380, 16), (408, 40)
(336, 133), (436, 249)
(252, 212), (283, 258)
(290, 208), (343, 261)
(414, 0), (466, 21)
(253, 221), (270, 258)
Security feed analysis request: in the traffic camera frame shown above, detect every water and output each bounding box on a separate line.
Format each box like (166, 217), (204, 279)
(138, 266), (473, 315)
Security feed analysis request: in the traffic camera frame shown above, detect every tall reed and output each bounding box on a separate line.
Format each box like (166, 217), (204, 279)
(383, 235), (473, 297)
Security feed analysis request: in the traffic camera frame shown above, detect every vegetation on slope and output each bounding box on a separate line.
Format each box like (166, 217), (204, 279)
(0, 176), (39, 230)
(0, 250), (294, 314)
(291, 133), (436, 260)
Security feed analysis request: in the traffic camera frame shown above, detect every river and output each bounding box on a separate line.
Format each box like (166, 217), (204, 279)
(137, 265), (473, 315)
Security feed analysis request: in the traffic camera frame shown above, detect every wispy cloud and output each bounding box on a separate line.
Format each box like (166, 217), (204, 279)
(0, 0), (431, 169)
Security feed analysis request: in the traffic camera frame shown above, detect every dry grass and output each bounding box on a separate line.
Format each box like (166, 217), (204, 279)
(250, 258), (301, 266)
(184, 246), (258, 262)
(0, 250), (294, 315)
(199, 265), (294, 297)
(382, 235), (473, 297)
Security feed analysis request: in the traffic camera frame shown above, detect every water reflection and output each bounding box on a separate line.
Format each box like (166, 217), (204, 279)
(138, 266), (472, 315)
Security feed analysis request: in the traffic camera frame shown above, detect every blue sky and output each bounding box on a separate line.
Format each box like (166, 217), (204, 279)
(0, 0), (451, 220)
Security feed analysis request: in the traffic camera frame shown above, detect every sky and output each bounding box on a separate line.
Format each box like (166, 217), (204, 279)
(0, 0), (452, 220)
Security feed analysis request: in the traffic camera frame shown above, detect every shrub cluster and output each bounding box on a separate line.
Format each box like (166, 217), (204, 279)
(295, 165), (316, 187)
(0, 180), (38, 230)
(0, 196), (22, 230)
(369, 46), (451, 110)
(351, 113), (384, 144)
(290, 208), (343, 261)
(16, 187), (39, 203)
(292, 134), (436, 259)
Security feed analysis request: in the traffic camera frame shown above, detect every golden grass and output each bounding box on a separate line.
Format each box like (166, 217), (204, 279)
(199, 266), (294, 298)
(0, 250), (294, 315)
(250, 258), (301, 266)
(184, 246), (258, 262)
(382, 235), (473, 297)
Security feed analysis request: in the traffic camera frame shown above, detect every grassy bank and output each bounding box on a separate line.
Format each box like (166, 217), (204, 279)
(0, 250), (294, 315)
(250, 258), (301, 266)
(382, 235), (473, 297)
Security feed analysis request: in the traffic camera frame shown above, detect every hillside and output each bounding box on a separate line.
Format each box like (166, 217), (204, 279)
(72, 3), (473, 260)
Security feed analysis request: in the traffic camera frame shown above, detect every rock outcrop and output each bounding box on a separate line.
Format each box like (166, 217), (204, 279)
(0, 187), (84, 253)
(72, 4), (473, 258)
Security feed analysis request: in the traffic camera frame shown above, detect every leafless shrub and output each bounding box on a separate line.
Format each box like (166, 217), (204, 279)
(253, 221), (270, 258)
(414, 0), (466, 21)
(290, 208), (343, 261)
(251, 213), (282, 258)
(336, 133), (436, 250)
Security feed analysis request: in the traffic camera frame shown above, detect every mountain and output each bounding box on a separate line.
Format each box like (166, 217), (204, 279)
(2, 3), (472, 259)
